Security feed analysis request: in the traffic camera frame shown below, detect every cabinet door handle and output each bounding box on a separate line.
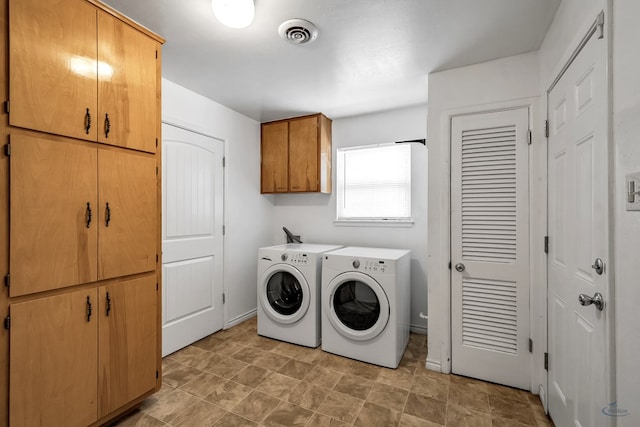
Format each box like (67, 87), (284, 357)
(86, 202), (92, 228)
(105, 291), (111, 317)
(104, 113), (111, 138)
(105, 202), (111, 227)
(84, 108), (92, 134)
(86, 296), (93, 322)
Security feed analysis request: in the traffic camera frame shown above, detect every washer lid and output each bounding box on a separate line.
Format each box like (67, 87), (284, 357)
(325, 271), (390, 341)
(259, 263), (310, 324)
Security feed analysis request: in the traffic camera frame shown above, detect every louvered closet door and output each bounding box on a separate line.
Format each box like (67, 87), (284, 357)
(451, 108), (530, 389)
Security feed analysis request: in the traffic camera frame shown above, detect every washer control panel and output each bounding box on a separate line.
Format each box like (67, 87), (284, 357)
(282, 252), (309, 265)
(352, 259), (388, 273)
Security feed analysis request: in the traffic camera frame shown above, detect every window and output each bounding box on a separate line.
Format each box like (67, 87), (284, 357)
(336, 143), (412, 223)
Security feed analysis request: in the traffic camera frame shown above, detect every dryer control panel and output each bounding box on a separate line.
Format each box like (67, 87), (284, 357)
(283, 253), (309, 265)
(362, 259), (388, 273)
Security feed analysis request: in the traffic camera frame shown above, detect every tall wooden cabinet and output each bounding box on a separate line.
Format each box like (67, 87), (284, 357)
(0, 0), (164, 426)
(261, 113), (332, 194)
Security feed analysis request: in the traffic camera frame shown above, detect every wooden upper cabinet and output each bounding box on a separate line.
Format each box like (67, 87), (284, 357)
(260, 113), (332, 194)
(98, 11), (159, 153)
(261, 121), (289, 193)
(9, 0), (98, 141)
(8, 0), (161, 153)
(98, 276), (157, 417)
(10, 289), (99, 427)
(98, 148), (157, 280)
(9, 134), (98, 297)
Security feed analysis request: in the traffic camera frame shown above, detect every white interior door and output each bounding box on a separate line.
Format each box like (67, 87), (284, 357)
(547, 15), (612, 427)
(451, 108), (531, 389)
(162, 124), (224, 356)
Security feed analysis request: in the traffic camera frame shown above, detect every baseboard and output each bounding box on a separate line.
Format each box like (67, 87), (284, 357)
(410, 324), (427, 335)
(538, 385), (547, 412)
(225, 309), (257, 329)
(426, 357), (442, 372)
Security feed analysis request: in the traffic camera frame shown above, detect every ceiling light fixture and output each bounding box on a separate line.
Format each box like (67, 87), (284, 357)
(211, 0), (255, 29)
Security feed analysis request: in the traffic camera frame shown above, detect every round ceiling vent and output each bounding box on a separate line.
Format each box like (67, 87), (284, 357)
(278, 19), (318, 45)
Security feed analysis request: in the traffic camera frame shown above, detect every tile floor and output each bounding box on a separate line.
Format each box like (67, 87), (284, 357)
(112, 317), (554, 427)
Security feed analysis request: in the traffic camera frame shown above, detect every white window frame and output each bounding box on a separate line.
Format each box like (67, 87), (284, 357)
(334, 143), (413, 227)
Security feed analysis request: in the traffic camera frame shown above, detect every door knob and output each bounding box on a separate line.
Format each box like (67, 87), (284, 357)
(591, 258), (604, 275)
(455, 263), (465, 272)
(578, 292), (604, 311)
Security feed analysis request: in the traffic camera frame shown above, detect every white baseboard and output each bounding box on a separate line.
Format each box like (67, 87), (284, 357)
(426, 357), (442, 372)
(225, 309), (256, 329)
(410, 324), (427, 335)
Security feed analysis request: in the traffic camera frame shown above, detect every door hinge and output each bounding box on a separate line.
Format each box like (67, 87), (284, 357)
(3, 315), (9, 330)
(4, 143), (10, 157)
(222, 157), (226, 167)
(4, 101), (8, 114)
(156, 138), (158, 148)
(156, 282), (159, 291)
(4, 274), (9, 287)
(527, 129), (532, 145)
(528, 338), (533, 353)
(544, 352), (549, 370)
(222, 225), (225, 236)
(544, 236), (549, 254)
(544, 120), (549, 138)
(448, 262), (452, 270)
(156, 370), (159, 379)
(156, 254), (159, 263)
(222, 293), (226, 304)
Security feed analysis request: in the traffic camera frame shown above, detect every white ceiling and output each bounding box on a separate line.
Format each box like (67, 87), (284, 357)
(101, 0), (560, 122)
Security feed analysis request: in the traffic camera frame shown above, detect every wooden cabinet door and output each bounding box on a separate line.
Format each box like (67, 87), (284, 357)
(9, 0), (98, 141)
(98, 11), (158, 153)
(10, 135), (98, 297)
(261, 121), (289, 193)
(10, 289), (98, 427)
(98, 149), (157, 280)
(98, 276), (157, 417)
(289, 116), (319, 192)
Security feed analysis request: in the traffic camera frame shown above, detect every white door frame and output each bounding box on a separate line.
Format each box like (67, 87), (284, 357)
(544, 8), (614, 418)
(161, 118), (228, 329)
(433, 98), (544, 393)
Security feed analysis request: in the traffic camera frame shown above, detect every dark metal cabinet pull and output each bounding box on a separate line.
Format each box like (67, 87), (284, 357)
(106, 292), (111, 316)
(86, 202), (92, 228)
(86, 296), (92, 322)
(105, 202), (111, 227)
(84, 108), (92, 134)
(104, 113), (111, 138)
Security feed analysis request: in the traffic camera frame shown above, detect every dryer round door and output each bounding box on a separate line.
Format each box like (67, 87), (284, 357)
(260, 263), (311, 324)
(324, 271), (390, 341)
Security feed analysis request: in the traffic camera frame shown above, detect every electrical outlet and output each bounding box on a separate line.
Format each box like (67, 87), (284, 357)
(626, 172), (640, 211)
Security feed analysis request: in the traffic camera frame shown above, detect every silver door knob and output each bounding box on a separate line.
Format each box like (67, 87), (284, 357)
(591, 258), (604, 275)
(578, 292), (604, 311)
(455, 263), (465, 272)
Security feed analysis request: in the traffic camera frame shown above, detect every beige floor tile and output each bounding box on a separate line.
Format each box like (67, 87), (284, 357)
(304, 365), (343, 389)
(212, 412), (257, 427)
(246, 334), (281, 351)
(204, 380), (253, 411)
(230, 390), (279, 423)
(316, 392), (364, 424)
(111, 410), (167, 427)
(354, 402), (401, 427)
(398, 413), (443, 427)
(333, 374), (374, 400)
(171, 400), (227, 427)
(305, 412), (351, 427)
(180, 371), (224, 398)
(261, 401), (314, 427)
(346, 360), (382, 381)
(252, 351), (291, 371)
(410, 373), (450, 403)
(377, 366), (415, 390)
(449, 375), (489, 393)
(277, 359), (315, 380)
(162, 363), (203, 389)
(367, 382), (409, 412)
(255, 371), (301, 400)
(287, 381), (330, 411)
(318, 352), (355, 373)
(403, 392), (447, 425)
(142, 388), (201, 424)
(228, 345), (265, 364)
(445, 403), (492, 427)
(230, 365), (271, 388)
(489, 395), (537, 426)
(167, 345), (208, 366)
(486, 382), (532, 404)
(447, 383), (490, 413)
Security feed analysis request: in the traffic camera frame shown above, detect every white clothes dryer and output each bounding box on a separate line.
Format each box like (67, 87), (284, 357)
(257, 243), (342, 347)
(321, 246), (411, 368)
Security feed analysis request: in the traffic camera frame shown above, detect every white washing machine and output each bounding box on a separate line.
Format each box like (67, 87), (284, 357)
(257, 243), (343, 347)
(321, 246), (411, 368)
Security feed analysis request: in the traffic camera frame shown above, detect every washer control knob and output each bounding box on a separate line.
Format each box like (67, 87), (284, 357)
(281, 253), (288, 261)
(352, 260), (360, 269)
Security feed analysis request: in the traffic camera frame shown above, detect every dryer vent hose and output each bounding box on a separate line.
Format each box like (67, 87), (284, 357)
(283, 227), (302, 244)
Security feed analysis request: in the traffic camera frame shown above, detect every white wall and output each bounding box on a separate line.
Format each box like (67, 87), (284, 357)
(162, 79), (274, 326)
(269, 105), (429, 333)
(612, 0), (640, 425)
(425, 52), (543, 384)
